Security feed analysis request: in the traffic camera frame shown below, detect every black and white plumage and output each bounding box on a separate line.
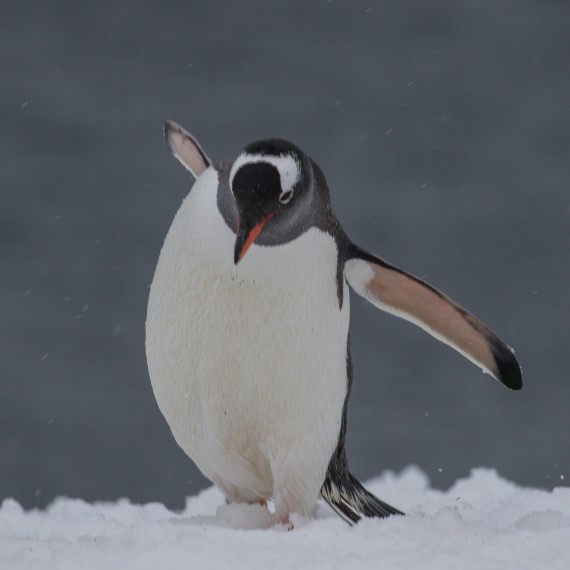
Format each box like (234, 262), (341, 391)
(146, 120), (522, 526)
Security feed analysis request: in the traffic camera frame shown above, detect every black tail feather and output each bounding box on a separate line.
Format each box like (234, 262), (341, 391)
(321, 470), (403, 525)
(323, 338), (403, 524)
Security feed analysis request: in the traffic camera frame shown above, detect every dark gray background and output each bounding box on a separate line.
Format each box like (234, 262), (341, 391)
(2, 0), (569, 510)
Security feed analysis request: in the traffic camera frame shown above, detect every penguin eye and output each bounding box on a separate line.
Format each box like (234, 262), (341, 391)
(279, 190), (293, 204)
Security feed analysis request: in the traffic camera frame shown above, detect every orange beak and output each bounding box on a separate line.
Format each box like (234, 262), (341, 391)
(234, 211), (278, 264)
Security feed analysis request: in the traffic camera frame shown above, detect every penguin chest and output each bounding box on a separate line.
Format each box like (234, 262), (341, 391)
(146, 169), (350, 492)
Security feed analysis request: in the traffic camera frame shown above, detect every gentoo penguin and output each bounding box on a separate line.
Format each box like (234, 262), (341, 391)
(146, 120), (522, 526)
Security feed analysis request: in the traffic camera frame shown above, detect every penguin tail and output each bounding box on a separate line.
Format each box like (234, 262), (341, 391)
(320, 471), (403, 524)
(323, 344), (403, 524)
(320, 473), (404, 524)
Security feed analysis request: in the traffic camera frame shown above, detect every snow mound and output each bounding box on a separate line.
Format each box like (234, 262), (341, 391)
(2, 467), (570, 570)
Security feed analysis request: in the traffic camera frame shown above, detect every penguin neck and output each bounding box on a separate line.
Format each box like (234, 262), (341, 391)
(214, 160), (350, 309)
(215, 161), (240, 233)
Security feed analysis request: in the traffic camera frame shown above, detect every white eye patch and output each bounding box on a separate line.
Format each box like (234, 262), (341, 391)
(230, 153), (300, 196)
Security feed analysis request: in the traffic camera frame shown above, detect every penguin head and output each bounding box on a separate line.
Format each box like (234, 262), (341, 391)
(229, 139), (311, 264)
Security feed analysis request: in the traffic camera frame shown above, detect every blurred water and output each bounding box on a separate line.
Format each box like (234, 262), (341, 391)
(2, 0), (569, 509)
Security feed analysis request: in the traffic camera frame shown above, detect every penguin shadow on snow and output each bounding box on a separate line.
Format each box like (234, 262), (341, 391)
(171, 496), (352, 531)
(174, 502), (281, 531)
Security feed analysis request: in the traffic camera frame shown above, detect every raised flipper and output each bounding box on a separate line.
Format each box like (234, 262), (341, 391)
(164, 120), (210, 178)
(344, 244), (522, 390)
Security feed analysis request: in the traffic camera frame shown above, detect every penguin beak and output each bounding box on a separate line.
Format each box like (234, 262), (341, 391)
(234, 211), (277, 264)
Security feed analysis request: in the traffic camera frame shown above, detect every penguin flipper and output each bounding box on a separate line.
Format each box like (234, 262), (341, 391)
(321, 448), (403, 525)
(164, 120), (211, 178)
(344, 243), (522, 391)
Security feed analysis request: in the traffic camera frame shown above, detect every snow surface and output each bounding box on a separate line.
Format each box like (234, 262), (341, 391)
(2, 467), (570, 570)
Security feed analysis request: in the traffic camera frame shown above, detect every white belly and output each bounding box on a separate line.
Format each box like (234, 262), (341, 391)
(146, 168), (350, 501)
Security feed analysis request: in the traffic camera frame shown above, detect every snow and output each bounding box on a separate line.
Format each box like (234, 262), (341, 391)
(2, 467), (570, 570)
